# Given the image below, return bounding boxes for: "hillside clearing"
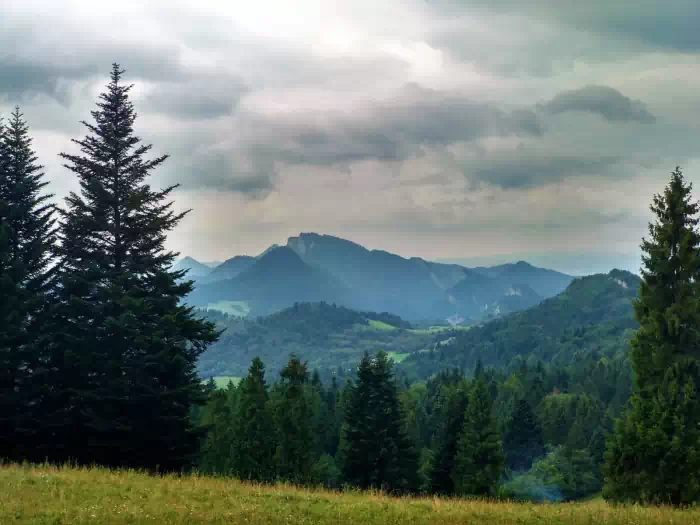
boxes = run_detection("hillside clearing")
[387,351,410,363]
[2,464,698,525]
[368,319,400,331]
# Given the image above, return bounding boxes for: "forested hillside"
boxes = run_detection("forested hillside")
[197,302,457,379]
[402,270,640,380]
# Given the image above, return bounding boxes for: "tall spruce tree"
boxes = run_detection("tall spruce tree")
[604,167,700,504]
[0,109,56,461]
[454,376,504,497]
[48,64,218,470]
[341,351,419,493]
[274,355,313,482]
[503,398,545,472]
[430,382,469,494]
[231,357,275,481]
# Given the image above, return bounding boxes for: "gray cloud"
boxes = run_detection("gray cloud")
[0,58,96,105]
[436,0,700,52]
[242,84,544,168]
[143,76,249,120]
[466,145,622,189]
[542,85,656,123]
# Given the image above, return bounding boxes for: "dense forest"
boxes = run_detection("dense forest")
[197,346,630,500]
[2,64,700,506]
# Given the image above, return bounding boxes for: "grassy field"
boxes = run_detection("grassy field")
[2,464,699,525]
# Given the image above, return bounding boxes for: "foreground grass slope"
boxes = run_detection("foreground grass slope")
[2,465,699,525]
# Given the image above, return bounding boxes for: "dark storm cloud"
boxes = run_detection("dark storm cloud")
[542,85,656,123]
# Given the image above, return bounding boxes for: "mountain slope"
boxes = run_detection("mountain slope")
[402,270,640,379]
[471,261,574,297]
[173,256,212,277]
[439,273,543,321]
[204,255,255,282]
[188,247,348,316]
[286,232,568,321]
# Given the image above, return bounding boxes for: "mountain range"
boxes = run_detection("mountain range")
[181,233,575,322]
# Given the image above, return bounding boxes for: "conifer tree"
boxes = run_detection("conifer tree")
[47,64,218,469]
[430,382,469,494]
[274,355,313,482]
[604,168,700,504]
[503,398,545,472]
[454,376,504,497]
[198,384,237,474]
[341,351,418,493]
[309,369,329,460]
[324,375,341,457]
[0,109,56,461]
[231,357,275,481]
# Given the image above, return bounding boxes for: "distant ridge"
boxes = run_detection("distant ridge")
[183,232,575,322]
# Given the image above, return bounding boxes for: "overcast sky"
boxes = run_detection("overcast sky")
[2,0,699,274]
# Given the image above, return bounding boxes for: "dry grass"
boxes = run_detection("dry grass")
[1,463,699,524]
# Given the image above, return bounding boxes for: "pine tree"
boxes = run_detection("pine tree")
[341,351,418,493]
[454,376,505,497]
[0,109,56,461]
[231,357,275,481]
[274,355,313,483]
[430,381,469,494]
[604,167,700,505]
[503,398,545,472]
[47,64,218,469]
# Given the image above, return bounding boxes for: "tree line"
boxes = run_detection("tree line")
[2,63,699,505]
[197,350,630,500]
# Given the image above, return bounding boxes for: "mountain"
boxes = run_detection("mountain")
[401,269,641,380]
[286,232,560,321]
[438,273,542,321]
[204,255,255,282]
[173,256,212,278]
[471,261,574,297]
[196,301,460,379]
[188,246,349,316]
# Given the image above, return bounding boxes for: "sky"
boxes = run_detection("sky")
[2,0,699,275]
